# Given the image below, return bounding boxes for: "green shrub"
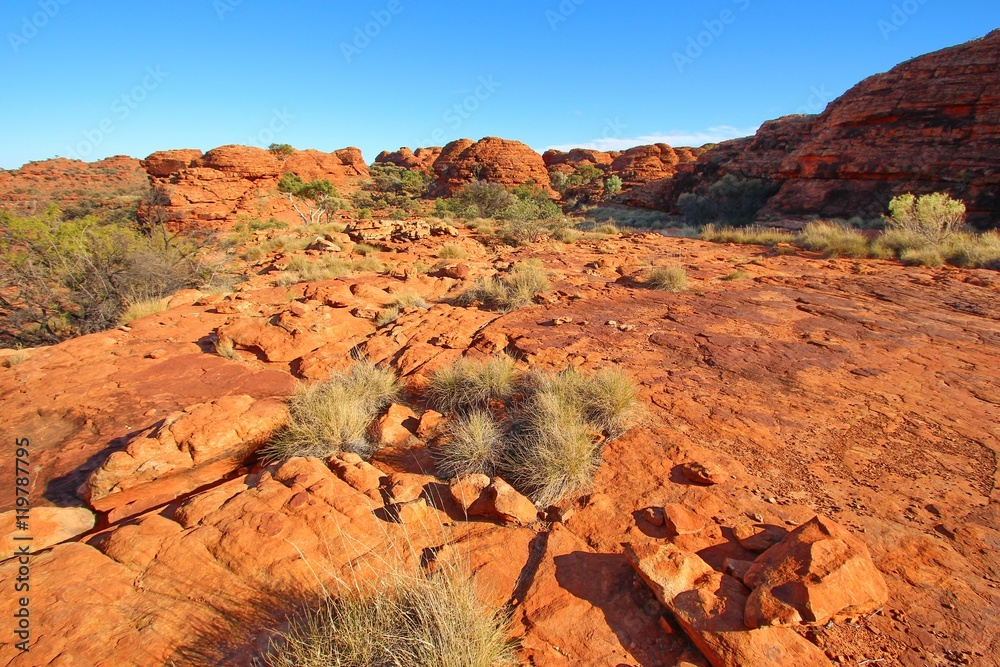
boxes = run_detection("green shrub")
[456,261,550,312]
[267,566,515,667]
[248,217,288,231]
[278,173,344,225]
[264,362,400,461]
[268,143,295,157]
[604,175,623,196]
[887,192,966,244]
[798,221,872,258]
[428,355,520,415]
[438,243,468,259]
[438,410,505,477]
[677,176,779,225]
[646,266,688,292]
[0,207,205,346]
[942,230,1000,269]
[699,224,797,246]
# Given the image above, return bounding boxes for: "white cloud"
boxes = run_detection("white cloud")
[543,125,760,153]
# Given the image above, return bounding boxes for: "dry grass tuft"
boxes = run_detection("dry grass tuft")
[700,224,797,246]
[438,243,468,259]
[646,265,688,292]
[798,221,872,258]
[267,566,515,667]
[2,351,30,368]
[456,261,550,312]
[437,410,505,478]
[428,355,520,415]
[263,362,399,461]
[118,298,168,325]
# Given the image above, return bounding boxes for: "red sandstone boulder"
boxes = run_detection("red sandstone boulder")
[743,516,889,628]
[375,146,442,173]
[627,542,831,667]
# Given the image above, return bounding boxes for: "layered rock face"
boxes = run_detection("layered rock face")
[429,137,555,197]
[140,145,370,231]
[647,30,1000,226]
[0,155,148,216]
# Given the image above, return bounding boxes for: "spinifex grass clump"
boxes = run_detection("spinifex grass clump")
[456,261,550,312]
[646,265,688,292]
[268,566,515,667]
[429,357,643,505]
[264,362,399,461]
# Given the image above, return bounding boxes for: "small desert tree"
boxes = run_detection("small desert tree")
[278,173,340,225]
[886,192,966,244]
[604,175,623,196]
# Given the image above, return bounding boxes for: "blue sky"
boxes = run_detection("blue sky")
[0,1,996,169]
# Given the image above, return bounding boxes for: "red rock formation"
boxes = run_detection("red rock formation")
[646,30,1000,227]
[429,137,555,197]
[141,145,370,231]
[0,155,147,217]
[542,148,615,175]
[610,143,702,188]
[375,146,442,173]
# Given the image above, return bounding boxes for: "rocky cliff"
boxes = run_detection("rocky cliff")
[643,30,1000,227]
[0,156,148,218]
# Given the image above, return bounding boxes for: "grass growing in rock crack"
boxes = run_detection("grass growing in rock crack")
[646,265,688,292]
[266,565,515,667]
[264,362,399,461]
[376,291,430,328]
[2,351,30,368]
[456,261,550,312]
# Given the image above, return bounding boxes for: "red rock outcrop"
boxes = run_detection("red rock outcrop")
[374,146,442,173]
[429,137,555,197]
[542,147,615,174]
[0,155,147,217]
[140,145,370,231]
[645,30,1000,227]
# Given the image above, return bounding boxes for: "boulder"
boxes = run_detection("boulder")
[448,475,537,526]
[663,503,707,535]
[626,542,831,667]
[743,516,889,628]
[430,137,555,197]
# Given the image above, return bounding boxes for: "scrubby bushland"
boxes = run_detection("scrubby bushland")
[645,265,688,292]
[267,566,515,667]
[352,163,431,217]
[677,175,780,226]
[277,255,387,285]
[456,261,551,312]
[0,205,206,346]
[435,181,561,236]
[429,358,642,505]
[278,173,345,225]
[696,194,1000,270]
[263,362,400,461]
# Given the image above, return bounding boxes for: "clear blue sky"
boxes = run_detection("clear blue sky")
[0,1,996,169]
